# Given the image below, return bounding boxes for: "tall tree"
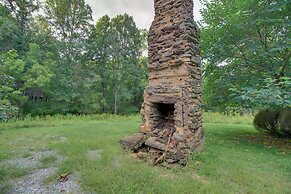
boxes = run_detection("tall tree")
[45,0,92,58]
[0,0,40,54]
[29,15,58,56]
[110,14,142,114]
[45,0,94,114]
[0,4,20,52]
[1,0,39,30]
[88,14,143,114]
[87,15,113,112]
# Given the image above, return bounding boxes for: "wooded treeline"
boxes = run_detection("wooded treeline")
[0,0,147,119]
[1,0,290,120]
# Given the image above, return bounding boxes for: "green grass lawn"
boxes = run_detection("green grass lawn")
[0,115,290,194]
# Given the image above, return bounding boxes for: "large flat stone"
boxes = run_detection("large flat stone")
[145,137,167,151]
[120,133,145,151]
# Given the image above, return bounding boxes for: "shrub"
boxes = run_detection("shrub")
[0,100,19,122]
[253,109,280,134]
[279,107,291,137]
[253,107,291,137]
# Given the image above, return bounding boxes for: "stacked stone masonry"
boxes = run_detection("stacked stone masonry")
[120,0,204,166]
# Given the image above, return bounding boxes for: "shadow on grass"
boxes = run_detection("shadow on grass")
[242,133,291,152]
[206,124,291,153]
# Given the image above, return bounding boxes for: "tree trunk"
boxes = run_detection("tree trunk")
[114,85,120,114]
[101,81,106,113]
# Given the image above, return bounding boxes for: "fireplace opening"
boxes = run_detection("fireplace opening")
[152,103,176,138]
[156,103,175,121]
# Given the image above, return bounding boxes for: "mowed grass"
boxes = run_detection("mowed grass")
[203,112,254,125]
[0,115,290,194]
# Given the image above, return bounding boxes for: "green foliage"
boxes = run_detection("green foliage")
[0,100,19,122]
[200,0,291,110]
[44,0,93,111]
[0,44,55,114]
[88,14,146,114]
[202,64,235,111]
[231,77,291,108]
[1,0,40,30]
[1,0,40,55]
[45,0,92,41]
[0,4,21,52]
[24,43,55,90]
[1,0,147,117]
[0,50,27,109]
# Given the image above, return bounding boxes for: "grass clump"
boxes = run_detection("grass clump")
[40,155,58,168]
[0,163,31,193]
[0,164,30,180]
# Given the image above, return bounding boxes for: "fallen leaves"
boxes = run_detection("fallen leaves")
[58,172,70,182]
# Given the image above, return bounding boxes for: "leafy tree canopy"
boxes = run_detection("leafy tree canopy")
[200,0,291,110]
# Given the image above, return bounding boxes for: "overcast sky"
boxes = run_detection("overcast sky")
[85,0,203,29]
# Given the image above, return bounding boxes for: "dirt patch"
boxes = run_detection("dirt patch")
[47,135,68,143]
[59,136,68,143]
[159,171,177,180]
[87,150,102,161]
[191,173,210,185]
[112,156,122,169]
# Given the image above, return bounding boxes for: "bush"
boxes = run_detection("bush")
[0,101,19,122]
[253,109,280,134]
[253,107,291,137]
[279,107,291,137]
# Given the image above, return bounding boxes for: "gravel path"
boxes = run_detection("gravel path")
[9,168,81,194]
[6,149,81,194]
[7,150,60,169]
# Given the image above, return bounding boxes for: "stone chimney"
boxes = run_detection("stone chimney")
[120,0,204,166]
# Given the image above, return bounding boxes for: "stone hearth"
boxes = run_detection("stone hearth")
[120,0,204,166]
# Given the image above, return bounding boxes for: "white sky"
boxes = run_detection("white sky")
[85,0,203,29]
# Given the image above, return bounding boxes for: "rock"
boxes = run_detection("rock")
[145,137,167,151]
[139,124,150,134]
[168,139,177,149]
[155,137,168,144]
[172,133,186,143]
[136,151,148,159]
[120,133,145,151]
[165,150,185,161]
